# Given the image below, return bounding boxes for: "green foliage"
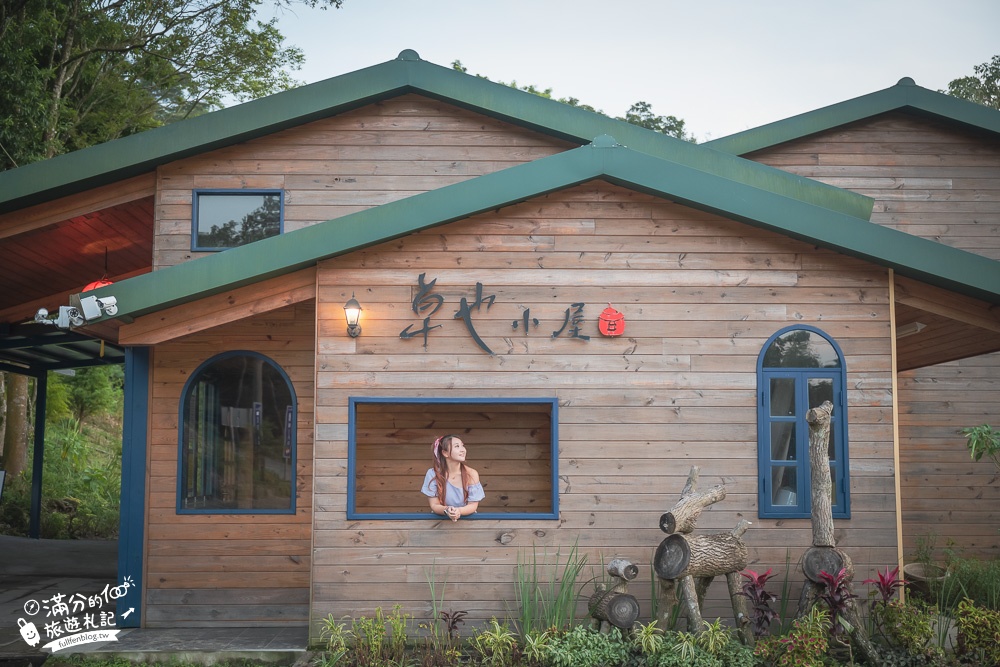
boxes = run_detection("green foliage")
[945,54,1000,110]
[630,620,665,655]
[755,605,830,667]
[316,614,349,665]
[468,617,519,667]
[871,600,942,659]
[960,423,1000,471]
[513,542,588,636]
[349,605,411,667]
[543,624,629,667]
[520,628,552,667]
[450,60,695,142]
[956,597,1000,665]
[0,0,344,170]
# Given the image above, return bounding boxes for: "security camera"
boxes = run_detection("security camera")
[56,306,84,329]
[97,296,118,316]
[34,308,50,323]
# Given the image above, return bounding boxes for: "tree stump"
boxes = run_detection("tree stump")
[796,401,880,665]
[654,533,748,580]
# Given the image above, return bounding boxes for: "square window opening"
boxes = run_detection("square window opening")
[348,397,559,520]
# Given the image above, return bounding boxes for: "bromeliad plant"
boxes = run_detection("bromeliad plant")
[863,565,906,611]
[737,567,780,638]
[817,568,858,640]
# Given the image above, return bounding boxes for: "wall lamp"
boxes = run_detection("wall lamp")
[344,293,363,338]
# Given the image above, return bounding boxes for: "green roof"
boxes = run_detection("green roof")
[83,135,1000,322]
[0,50,870,220]
[707,77,1000,155]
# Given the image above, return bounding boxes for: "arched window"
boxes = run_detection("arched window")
[757,326,850,519]
[178,352,296,513]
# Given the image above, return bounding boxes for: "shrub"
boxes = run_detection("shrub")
[871,599,942,659]
[754,605,830,667]
[468,617,519,667]
[956,597,1000,665]
[543,624,629,667]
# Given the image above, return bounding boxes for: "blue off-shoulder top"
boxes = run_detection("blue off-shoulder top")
[421,469,485,507]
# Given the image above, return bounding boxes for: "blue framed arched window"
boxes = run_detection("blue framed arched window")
[757,326,850,519]
[178,351,296,514]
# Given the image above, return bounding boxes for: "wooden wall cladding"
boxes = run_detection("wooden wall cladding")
[144,301,315,627]
[746,111,1000,261]
[153,94,573,270]
[898,352,1000,560]
[311,182,897,630]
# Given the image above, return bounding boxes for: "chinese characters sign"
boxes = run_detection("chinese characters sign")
[400,273,603,355]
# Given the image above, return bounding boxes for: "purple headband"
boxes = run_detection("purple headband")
[432,436,443,459]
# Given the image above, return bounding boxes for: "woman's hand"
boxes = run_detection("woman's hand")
[445,506,460,522]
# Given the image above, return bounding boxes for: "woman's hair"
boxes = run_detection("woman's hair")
[432,434,471,505]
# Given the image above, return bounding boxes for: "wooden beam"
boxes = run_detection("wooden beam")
[895,275,1000,334]
[118,267,316,345]
[0,174,155,240]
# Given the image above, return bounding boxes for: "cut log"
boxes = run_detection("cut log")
[680,465,700,498]
[807,401,835,547]
[654,534,690,580]
[655,533,748,580]
[802,546,852,584]
[591,592,640,629]
[727,571,754,647]
[607,558,639,581]
[659,484,726,534]
[678,575,702,632]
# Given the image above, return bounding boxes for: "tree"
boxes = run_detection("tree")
[0,0,344,487]
[944,54,1000,110]
[451,60,696,142]
[0,0,344,170]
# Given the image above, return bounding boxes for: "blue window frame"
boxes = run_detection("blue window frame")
[192,189,284,251]
[348,397,559,520]
[757,326,850,519]
[177,351,296,514]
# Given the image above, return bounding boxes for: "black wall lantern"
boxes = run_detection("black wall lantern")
[344,294,363,338]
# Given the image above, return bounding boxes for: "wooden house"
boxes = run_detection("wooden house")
[1,52,998,634]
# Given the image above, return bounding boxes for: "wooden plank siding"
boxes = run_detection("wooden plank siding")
[311,182,898,632]
[745,111,1000,261]
[144,301,315,627]
[744,113,1000,563]
[897,352,1000,560]
[152,94,574,270]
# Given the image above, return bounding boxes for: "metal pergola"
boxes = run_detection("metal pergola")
[0,322,125,538]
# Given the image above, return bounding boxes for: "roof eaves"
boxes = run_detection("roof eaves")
[81,139,999,324]
[0,59,414,214]
[0,50,870,223]
[707,78,1000,156]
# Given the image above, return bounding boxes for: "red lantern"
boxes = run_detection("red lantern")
[83,278,113,292]
[598,304,625,337]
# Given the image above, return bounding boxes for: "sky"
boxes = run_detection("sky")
[265,0,999,142]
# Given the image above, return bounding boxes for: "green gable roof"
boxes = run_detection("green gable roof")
[83,136,1000,324]
[0,50,870,221]
[707,77,1000,155]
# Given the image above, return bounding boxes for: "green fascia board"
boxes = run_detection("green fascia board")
[0,50,870,221]
[83,138,1000,324]
[707,78,1000,156]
